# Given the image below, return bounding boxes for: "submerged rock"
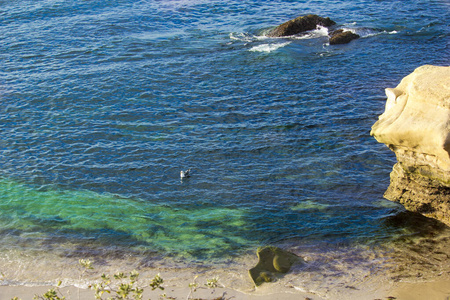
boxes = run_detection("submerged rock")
[371,65,450,226]
[267,14,336,37]
[329,29,360,44]
[248,246,303,286]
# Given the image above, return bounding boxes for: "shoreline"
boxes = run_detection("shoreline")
[1,262,450,300]
[1,277,450,300]
[2,227,450,300]
[2,241,450,300]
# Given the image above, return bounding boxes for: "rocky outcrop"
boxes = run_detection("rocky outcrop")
[249,246,303,286]
[371,65,450,226]
[267,14,336,37]
[267,15,359,45]
[329,29,360,44]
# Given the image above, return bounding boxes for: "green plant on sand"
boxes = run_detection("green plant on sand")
[11,259,226,300]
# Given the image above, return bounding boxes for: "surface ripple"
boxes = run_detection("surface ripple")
[0,0,449,289]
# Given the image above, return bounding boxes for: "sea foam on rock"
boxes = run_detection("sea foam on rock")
[371,65,450,226]
[267,14,336,37]
[267,14,359,45]
[329,29,360,44]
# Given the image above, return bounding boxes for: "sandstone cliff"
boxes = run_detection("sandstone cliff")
[371,65,450,226]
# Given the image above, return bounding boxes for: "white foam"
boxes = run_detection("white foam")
[248,42,291,53]
[231,25,329,45]
[292,25,330,40]
[363,29,398,37]
[229,32,254,42]
[339,27,358,34]
[347,27,399,38]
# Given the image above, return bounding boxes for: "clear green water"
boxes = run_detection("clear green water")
[0,178,255,260]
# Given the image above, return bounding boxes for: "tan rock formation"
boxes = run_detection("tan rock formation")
[371,65,450,226]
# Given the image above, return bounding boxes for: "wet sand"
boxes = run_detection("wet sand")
[2,225,450,300]
[1,278,450,300]
[390,279,450,300]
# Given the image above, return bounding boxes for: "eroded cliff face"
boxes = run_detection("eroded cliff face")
[371,65,450,226]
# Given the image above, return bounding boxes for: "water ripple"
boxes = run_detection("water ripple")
[0,0,449,282]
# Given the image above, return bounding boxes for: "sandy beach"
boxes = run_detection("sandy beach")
[390,280,450,300]
[1,238,450,300]
[1,275,449,300]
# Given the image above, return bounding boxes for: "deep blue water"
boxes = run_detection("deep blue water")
[0,0,449,267]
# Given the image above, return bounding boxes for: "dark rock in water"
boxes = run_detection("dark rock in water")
[267,14,336,37]
[248,246,303,286]
[329,29,360,44]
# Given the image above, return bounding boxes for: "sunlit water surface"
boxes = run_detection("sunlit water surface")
[0,0,449,296]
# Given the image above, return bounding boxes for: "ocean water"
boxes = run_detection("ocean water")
[1,0,450,296]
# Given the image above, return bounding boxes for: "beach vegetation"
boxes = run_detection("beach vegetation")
[32,280,65,300]
[205,277,219,289]
[89,270,145,299]
[149,273,164,291]
[11,260,227,300]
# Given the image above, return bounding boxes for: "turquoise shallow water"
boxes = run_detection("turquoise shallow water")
[0,0,449,287]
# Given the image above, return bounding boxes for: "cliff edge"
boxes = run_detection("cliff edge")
[371,65,450,226]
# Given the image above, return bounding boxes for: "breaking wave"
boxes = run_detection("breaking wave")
[290,25,330,39]
[230,26,330,53]
[248,42,292,53]
[339,25,399,38]
[230,25,398,53]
